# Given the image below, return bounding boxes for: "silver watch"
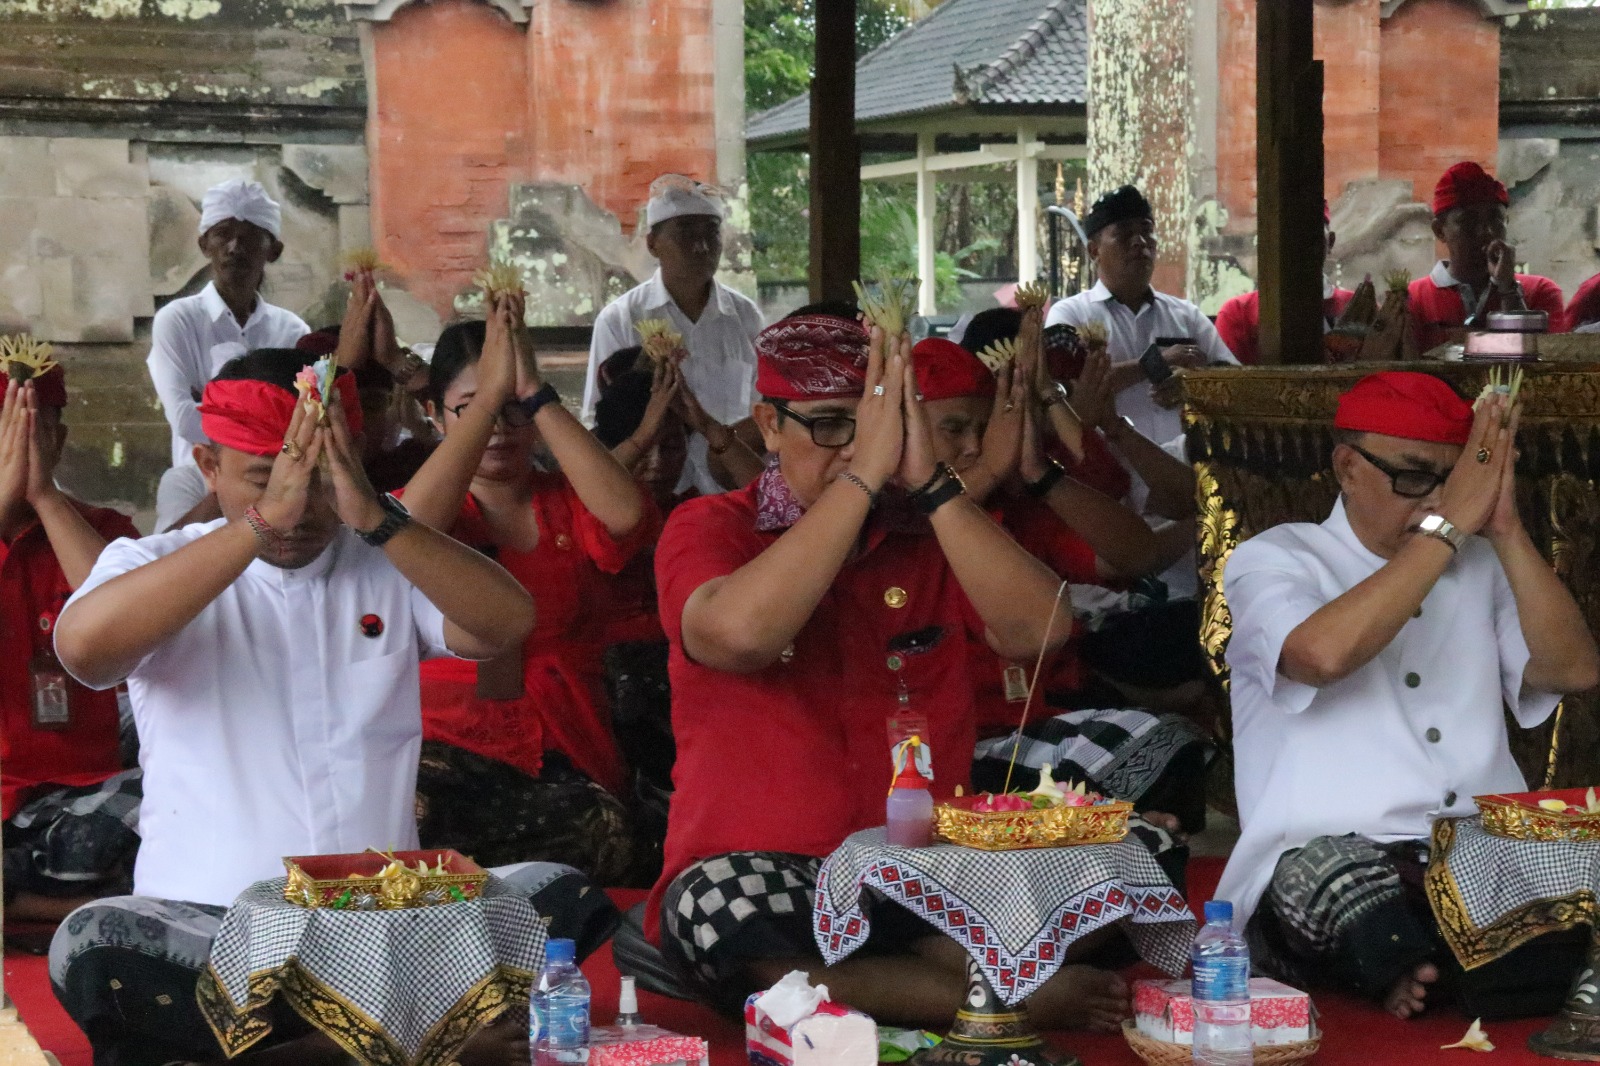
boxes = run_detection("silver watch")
[1415,514,1468,553]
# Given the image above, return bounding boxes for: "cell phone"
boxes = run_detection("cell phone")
[1140,343,1174,384]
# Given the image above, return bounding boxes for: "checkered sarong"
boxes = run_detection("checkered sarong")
[661,852,822,986]
[814,827,1195,1006]
[9,768,141,890]
[1263,833,1410,957]
[1426,816,1600,971]
[973,709,1208,802]
[198,872,549,1066]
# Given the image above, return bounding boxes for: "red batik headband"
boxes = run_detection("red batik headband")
[755,314,870,401]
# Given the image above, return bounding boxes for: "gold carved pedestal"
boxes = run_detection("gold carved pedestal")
[1184,360,1600,789]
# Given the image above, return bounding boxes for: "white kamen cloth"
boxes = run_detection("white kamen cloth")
[645,175,724,228]
[148,282,309,467]
[1216,498,1559,929]
[582,270,763,495]
[199,179,282,238]
[1044,280,1237,444]
[58,523,456,907]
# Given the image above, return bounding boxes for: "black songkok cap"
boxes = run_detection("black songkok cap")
[1083,185,1154,239]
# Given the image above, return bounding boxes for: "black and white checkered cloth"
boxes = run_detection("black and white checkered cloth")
[1428,816,1600,970]
[814,827,1195,1006]
[203,874,546,1062]
[972,710,1208,802]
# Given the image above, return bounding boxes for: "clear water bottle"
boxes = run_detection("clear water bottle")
[530,938,591,1064]
[1192,900,1253,1065]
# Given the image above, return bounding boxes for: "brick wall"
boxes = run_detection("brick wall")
[1215,0,1498,237]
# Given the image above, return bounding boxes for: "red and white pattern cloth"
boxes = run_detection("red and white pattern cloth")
[813,827,1194,1006]
[589,1024,709,1066]
[1133,977,1314,1046]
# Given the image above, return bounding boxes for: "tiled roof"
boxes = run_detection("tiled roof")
[747,0,1087,145]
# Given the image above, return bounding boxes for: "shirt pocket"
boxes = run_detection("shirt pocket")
[337,648,423,744]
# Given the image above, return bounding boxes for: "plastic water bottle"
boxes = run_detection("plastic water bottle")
[1192,900,1253,1065]
[530,938,591,1064]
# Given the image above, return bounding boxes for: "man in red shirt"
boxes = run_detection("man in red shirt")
[0,361,140,923]
[650,313,1139,1030]
[1216,203,1355,365]
[1408,162,1566,354]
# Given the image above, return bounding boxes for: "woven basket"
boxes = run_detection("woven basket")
[934,798,1132,851]
[1477,790,1600,843]
[1122,1021,1320,1064]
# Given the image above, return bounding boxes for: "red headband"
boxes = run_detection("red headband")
[755,314,870,401]
[1433,162,1508,217]
[199,373,364,457]
[913,337,994,401]
[1334,371,1472,446]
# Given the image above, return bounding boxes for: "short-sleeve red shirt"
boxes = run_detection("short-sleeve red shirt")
[1,503,138,819]
[1408,273,1567,354]
[1214,288,1356,365]
[645,481,986,941]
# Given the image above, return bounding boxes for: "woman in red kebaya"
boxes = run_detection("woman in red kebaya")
[401,294,655,885]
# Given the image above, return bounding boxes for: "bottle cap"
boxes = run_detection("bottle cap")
[892,765,930,789]
[546,937,576,964]
[1203,900,1233,924]
[618,975,639,1016]
[889,735,930,793]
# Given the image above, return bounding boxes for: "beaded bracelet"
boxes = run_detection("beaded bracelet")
[837,470,877,501]
[908,462,953,499]
[243,506,285,558]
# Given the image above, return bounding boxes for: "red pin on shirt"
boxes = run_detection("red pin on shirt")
[360,614,384,638]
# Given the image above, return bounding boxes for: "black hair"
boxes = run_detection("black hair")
[213,348,312,393]
[959,308,1023,358]
[428,320,487,407]
[593,347,654,448]
[785,301,862,321]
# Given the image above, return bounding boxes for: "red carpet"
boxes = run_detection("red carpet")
[8,860,1573,1064]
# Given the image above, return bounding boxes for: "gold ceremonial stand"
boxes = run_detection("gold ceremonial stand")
[911,955,1078,1066]
[1530,936,1600,1060]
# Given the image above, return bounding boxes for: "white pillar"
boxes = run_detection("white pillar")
[916,132,938,315]
[1016,128,1039,283]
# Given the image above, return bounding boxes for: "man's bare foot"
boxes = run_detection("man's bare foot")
[1029,964,1130,1033]
[1139,810,1189,845]
[1384,961,1439,1019]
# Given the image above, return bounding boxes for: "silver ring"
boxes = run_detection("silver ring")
[873,385,886,396]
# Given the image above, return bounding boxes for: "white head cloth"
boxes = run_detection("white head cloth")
[198,179,283,239]
[645,174,725,228]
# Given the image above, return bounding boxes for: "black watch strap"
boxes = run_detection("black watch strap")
[1023,459,1067,498]
[915,472,967,516]
[356,492,413,548]
[516,382,561,419]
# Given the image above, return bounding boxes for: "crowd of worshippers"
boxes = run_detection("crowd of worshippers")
[3,154,1598,1065]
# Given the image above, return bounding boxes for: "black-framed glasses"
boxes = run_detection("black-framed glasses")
[772,402,856,448]
[1350,444,1447,499]
[445,399,535,428]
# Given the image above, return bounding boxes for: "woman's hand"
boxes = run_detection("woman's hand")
[506,292,543,400]
[473,296,520,412]
[638,359,683,445]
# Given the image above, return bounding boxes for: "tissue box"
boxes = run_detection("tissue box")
[745,994,873,1066]
[589,1025,709,1066]
[1133,978,1313,1047]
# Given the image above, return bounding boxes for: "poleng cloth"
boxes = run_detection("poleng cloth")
[1425,816,1600,971]
[813,827,1194,1006]
[198,874,547,1066]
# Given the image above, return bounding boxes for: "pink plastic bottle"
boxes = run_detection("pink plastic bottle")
[885,760,935,847]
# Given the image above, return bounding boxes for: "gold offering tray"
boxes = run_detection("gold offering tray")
[935,798,1133,851]
[283,849,488,910]
[1476,789,1600,844]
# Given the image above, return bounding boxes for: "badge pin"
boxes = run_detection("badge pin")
[360,613,384,638]
[884,587,908,609]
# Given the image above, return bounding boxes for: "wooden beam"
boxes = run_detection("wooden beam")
[809,0,860,303]
[1256,0,1324,365]
[860,143,1084,182]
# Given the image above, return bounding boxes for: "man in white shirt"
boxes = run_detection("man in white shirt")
[148,179,310,533]
[46,350,561,1065]
[1044,185,1236,446]
[582,174,764,496]
[1219,371,1599,1020]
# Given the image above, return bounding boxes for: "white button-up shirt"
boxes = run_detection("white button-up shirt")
[59,523,454,907]
[147,283,309,467]
[1045,281,1236,443]
[1216,499,1558,928]
[582,270,763,495]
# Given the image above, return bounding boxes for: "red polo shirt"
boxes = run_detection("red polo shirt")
[1214,288,1356,366]
[0,503,137,819]
[645,480,986,942]
[1566,272,1600,332]
[1408,272,1566,354]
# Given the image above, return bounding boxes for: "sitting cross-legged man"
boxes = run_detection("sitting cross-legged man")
[1219,371,1600,1021]
[648,312,1170,1033]
[47,349,608,1066]
[0,366,141,927]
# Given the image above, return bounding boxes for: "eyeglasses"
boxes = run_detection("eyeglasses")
[772,402,856,448]
[1350,444,1448,499]
[445,399,536,428]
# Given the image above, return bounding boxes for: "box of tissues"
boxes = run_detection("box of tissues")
[589,1024,709,1066]
[745,971,877,1066]
[1133,977,1313,1046]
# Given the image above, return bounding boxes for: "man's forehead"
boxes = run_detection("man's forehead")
[1361,432,1459,465]
[203,218,272,240]
[787,397,858,415]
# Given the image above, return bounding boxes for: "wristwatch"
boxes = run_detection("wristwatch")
[1414,514,1468,553]
[512,381,561,422]
[356,492,413,548]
